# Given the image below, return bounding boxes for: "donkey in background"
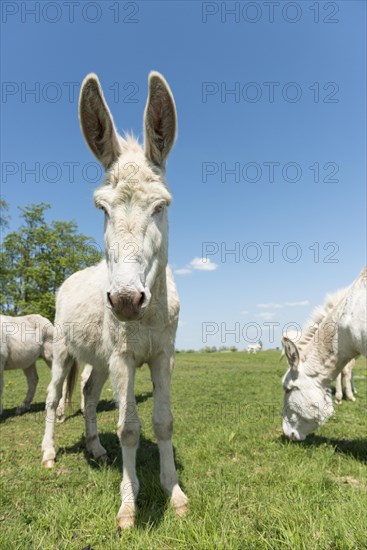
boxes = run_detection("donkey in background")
[0,314,54,415]
[42,71,188,528]
[0,314,85,418]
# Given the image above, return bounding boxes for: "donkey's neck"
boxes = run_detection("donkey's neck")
[305,310,351,385]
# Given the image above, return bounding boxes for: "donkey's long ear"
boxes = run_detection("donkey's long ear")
[144,72,177,170]
[79,74,121,169]
[282,337,300,371]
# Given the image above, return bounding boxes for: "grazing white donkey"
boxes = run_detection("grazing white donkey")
[0,314,53,415]
[280,331,357,405]
[335,358,356,405]
[282,267,366,441]
[41,71,188,528]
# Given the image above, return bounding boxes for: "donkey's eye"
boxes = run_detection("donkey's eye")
[99,204,110,217]
[153,203,165,215]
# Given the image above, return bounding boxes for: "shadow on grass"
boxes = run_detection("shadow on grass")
[0,392,153,424]
[278,433,367,462]
[58,429,185,529]
[57,392,154,423]
[52,389,180,529]
[0,401,45,423]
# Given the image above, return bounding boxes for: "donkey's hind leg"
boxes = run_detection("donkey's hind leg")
[16,363,38,415]
[41,345,74,468]
[335,373,343,404]
[55,379,68,423]
[343,364,356,402]
[84,367,108,461]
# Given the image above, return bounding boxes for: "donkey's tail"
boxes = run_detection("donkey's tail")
[65,359,78,403]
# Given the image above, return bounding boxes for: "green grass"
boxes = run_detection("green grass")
[1,351,366,549]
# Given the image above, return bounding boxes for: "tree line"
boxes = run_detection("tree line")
[0,200,102,321]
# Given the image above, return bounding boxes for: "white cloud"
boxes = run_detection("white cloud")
[256,312,276,321]
[174,257,218,275]
[174,268,192,276]
[284,300,310,307]
[257,300,309,309]
[256,302,283,309]
[189,257,218,271]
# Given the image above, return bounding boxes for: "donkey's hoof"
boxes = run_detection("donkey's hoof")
[117,514,135,529]
[43,459,55,469]
[335,400,342,405]
[174,503,189,517]
[92,452,108,466]
[98,453,108,465]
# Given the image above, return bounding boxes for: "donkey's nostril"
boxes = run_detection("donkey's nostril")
[132,291,145,310]
[107,292,113,307]
[107,289,148,319]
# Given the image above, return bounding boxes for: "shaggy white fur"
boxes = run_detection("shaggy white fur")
[282,267,366,441]
[0,314,53,415]
[41,71,188,528]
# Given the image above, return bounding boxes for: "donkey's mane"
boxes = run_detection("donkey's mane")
[119,133,144,155]
[95,132,172,206]
[297,286,349,353]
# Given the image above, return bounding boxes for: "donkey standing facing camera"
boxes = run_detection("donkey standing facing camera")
[41,72,188,528]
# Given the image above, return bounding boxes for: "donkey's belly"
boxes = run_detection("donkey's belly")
[5,337,41,370]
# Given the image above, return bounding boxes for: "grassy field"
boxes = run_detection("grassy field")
[0,351,366,549]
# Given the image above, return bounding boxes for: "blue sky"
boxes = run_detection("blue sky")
[1,1,366,349]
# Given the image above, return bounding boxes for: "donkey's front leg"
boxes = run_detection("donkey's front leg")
[80,363,93,414]
[149,355,189,517]
[42,356,72,467]
[110,355,140,529]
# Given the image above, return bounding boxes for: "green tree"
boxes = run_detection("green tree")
[0,203,102,320]
[0,198,10,231]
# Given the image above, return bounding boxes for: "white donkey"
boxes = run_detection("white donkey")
[335,358,356,405]
[0,314,83,418]
[281,267,366,441]
[247,341,262,353]
[0,314,54,415]
[42,71,188,528]
[281,331,357,405]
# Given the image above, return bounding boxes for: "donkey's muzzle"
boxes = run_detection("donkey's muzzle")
[107,290,147,321]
